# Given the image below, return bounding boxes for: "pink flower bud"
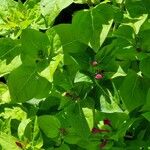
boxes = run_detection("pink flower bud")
[95,74,103,79]
[92,61,98,66]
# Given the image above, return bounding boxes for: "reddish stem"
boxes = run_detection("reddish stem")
[100,139,108,149]
[103,119,111,126]
[92,128,110,134]
[15,141,23,149]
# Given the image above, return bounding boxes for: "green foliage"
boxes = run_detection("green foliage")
[38,115,61,138]
[0,0,150,149]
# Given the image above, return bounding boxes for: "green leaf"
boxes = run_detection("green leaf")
[55,144,70,150]
[82,108,93,130]
[8,66,51,103]
[51,24,87,53]
[22,117,43,149]
[115,0,123,3]
[0,1,25,37]
[63,125,82,144]
[111,118,135,140]
[38,115,61,138]
[120,71,147,112]
[111,66,127,79]
[142,89,150,111]
[39,27,64,82]
[18,119,31,140]
[0,107,27,120]
[0,56,22,77]
[72,3,114,52]
[74,72,93,83]
[125,0,147,17]
[31,117,43,149]
[100,92,123,113]
[73,0,99,4]
[139,30,150,51]
[0,118,11,135]
[53,69,73,90]
[0,0,17,15]
[64,103,90,138]
[73,0,87,4]
[39,54,63,82]
[133,14,148,34]
[140,57,150,78]
[1,0,150,148]
[40,0,73,26]
[0,38,21,64]
[142,112,150,122]
[0,83,10,104]
[142,0,150,14]
[21,29,50,67]
[0,132,22,150]
[113,25,135,41]
[46,27,63,54]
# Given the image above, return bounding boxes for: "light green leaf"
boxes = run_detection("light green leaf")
[46,27,63,54]
[73,0,99,4]
[0,132,22,150]
[99,19,113,46]
[115,0,123,3]
[0,56,22,77]
[39,54,63,82]
[73,0,87,3]
[100,92,123,113]
[74,72,93,83]
[111,66,127,79]
[0,0,17,15]
[0,83,10,104]
[133,14,148,34]
[40,0,73,26]
[82,108,93,130]
[0,107,27,120]
[18,119,31,140]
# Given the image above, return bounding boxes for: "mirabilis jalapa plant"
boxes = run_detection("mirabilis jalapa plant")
[0,0,150,149]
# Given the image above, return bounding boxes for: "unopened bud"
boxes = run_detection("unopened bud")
[95,74,103,79]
